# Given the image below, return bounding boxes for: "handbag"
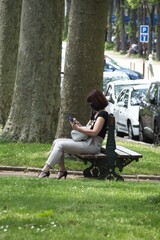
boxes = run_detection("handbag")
[71,130,88,142]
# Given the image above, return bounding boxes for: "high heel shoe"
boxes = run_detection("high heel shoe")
[38,171,50,178]
[57,171,68,179]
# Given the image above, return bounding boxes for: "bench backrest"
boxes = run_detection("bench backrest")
[105,114,117,156]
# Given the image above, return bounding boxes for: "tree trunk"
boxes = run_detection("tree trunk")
[137,5,143,56]
[148,5,155,55]
[107,0,114,42]
[156,2,160,61]
[120,0,126,54]
[2,0,64,143]
[129,8,137,45]
[115,0,121,52]
[0,0,22,127]
[57,0,108,137]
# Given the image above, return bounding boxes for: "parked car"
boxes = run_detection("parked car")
[104,55,143,80]
[105,79,153,114]
[114,84,151,139]
[103,71,130,94]
[139,81,160,144]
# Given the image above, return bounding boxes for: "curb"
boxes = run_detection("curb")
[0,166,160,181]
[0,165,83,175]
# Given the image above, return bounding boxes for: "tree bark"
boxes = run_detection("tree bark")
[129,8,137,45]
[156,2,160,61]
[57,0,108,137]
[0,0,22,127]
[2,0,64,142]
[148,5,155,55]
[120,0,126,54]
[107,0,114,42]
[137,5,143,56]
[115,0,121,52]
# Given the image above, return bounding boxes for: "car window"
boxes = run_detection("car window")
[123,89,129,106]
[131,88,147,106]
[115,85,129,99]
[106,85,112,97]
[105,55,118,65]
[148,83,158,103]
[104,63,114,71]
[117,89,126,103]
[111,63,121,70]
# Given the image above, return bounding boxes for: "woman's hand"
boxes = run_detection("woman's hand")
[70,118,81,127]
[70,122,80,130]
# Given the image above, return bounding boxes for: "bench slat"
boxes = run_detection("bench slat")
[116,145,142,158]
[115,149,130,157]
[75,146,142,160]
[75,153,106,159]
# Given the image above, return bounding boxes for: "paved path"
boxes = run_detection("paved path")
[0,166,160,183]
[0,166,83,179]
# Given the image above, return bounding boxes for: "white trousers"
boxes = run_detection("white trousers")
[46,137,103,169]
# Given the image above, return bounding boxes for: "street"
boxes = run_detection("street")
[106,50,160,80]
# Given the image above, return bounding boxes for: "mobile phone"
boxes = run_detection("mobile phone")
[67,115,75,123]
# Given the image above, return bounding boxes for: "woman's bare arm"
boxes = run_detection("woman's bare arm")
[71,117,105,137]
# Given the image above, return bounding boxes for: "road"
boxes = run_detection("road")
[106,50,160,80]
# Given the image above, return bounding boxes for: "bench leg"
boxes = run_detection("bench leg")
[98,168,124,181]
[83,159,108,178]
[82,158,124,181]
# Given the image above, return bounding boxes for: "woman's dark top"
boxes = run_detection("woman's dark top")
[91,111,108,139]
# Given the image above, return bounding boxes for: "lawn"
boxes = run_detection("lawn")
[0,139,160,175]
[0,139,160,239]
[0,177,160,240]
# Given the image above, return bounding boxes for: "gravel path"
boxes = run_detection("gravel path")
[0,166,160,183]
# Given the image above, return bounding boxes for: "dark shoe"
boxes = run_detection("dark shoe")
[38,171,50,178]
[57,171,68,179]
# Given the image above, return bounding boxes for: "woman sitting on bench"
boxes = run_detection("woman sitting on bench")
[38,89,108,179]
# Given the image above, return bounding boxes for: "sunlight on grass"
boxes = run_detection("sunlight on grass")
[0,177,160,240]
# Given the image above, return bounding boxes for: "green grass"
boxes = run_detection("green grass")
[0,140,160,239]
[0,177,160,240]
[0,142,85,171]
[0,139,160,175]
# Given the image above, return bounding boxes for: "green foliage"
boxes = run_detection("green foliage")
[127,0,158,8]
[126,0,141,9]
[0,178,159,239]
[105,42,115,51]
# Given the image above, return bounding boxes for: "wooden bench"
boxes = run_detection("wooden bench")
[75,114,142,181]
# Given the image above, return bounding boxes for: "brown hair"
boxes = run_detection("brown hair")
[86,89,108,110]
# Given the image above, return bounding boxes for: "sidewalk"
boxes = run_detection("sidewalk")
[0,166,160,182]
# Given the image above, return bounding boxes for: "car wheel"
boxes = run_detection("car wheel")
[153,123,160,145]
[128,122,134,139]
[139,121,145,142]
[139,120,150,142]
[116,127,124,138]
